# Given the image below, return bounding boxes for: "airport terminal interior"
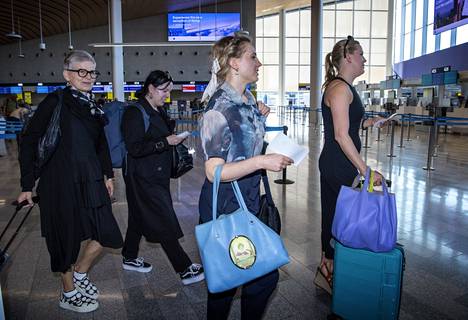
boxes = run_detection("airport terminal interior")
[0,0,468,319]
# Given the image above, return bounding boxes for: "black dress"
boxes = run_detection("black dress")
[318,77,365,259]
[19,88,123,273]
[121,98,183,243]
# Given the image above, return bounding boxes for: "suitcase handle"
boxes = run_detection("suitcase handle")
[11,196,39,211]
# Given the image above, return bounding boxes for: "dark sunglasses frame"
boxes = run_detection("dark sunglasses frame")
[66,68,100,79]
[343,35,354,58]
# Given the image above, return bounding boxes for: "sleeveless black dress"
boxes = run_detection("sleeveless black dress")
[318,77,365,259]
[319,77,364,181]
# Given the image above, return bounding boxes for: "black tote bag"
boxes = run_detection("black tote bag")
[34,90,63,177]
[258,170,281,234]
[170,143,193,178]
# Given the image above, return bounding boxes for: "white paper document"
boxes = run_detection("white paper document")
[267,133,309,166]
[176,131,191,139]
[373,113,399,128]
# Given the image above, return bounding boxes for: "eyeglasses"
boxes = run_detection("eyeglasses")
[343,35,354,58]
[66,68,100,79]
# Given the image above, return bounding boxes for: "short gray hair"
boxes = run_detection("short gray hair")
[63,50,95,69]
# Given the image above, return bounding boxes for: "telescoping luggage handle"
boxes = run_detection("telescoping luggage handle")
[211,165,249,222]
[0,196,39,270]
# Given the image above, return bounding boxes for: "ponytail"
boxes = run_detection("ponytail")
[322,52,336,90]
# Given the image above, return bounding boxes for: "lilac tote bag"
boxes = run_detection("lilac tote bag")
[332,168,397,252]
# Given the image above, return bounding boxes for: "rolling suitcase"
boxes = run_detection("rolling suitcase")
[0,196,39,270]
[331,242,405,320]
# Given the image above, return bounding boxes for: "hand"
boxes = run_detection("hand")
[257,101,271,117]
[17,191,33,207]
[166,134,185,146]
[372,170,384,186]
[260,154,294,172]
[370,116,388,128]
[105,179,114,197]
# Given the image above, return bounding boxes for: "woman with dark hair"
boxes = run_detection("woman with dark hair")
[315,36,384,294]
[17,50,123,313]
[199,34,293,319]
[120,70,204,285]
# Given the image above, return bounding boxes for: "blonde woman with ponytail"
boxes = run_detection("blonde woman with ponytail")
[198,34,293,319]
[315,36,385,294]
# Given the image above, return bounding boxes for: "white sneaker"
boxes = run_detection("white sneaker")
[73,273,99,300]
[122,257,153,273]
[179,263,205,285]
[59,291,98,313]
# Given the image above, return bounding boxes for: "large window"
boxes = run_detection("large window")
[323,0,389,84]
[256,14,280,105]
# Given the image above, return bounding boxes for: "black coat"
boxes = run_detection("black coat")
[122,98,183,242]
[19,87,123,272]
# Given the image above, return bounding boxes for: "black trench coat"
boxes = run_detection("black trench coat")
[122,98,183,242]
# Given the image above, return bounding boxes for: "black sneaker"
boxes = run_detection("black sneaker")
[179,263,205,285]
[122,257,153,273]
[73,274,99,300]
[59,290,99,313]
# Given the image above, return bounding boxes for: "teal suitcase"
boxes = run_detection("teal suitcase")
[331,242,404,320]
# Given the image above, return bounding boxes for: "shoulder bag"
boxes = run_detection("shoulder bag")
[258,170,281,234]
[171,143,193,178]
[195,165,290,293]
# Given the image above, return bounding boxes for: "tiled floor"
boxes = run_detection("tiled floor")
[1,113,468,319]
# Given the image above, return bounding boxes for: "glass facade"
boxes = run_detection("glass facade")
[393,0,468,64]
[323,1,389,84]
[256,14,280,106]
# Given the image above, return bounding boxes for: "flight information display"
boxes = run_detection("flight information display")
[168,13,240,41]
[434,0,468,34]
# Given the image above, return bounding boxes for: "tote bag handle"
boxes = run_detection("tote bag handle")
[211,165,249,221]
[360,167,390,196]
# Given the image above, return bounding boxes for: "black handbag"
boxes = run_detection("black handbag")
[171,143,193,178]
[258,170,281,234]
[34,89,63,177]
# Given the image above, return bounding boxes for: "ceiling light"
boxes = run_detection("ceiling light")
[6,0,22,39]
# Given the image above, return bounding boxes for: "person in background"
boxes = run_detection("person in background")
[17,50,123,313]
[198,34,293,320]
[316,36,384,294]
[120,70,204,285]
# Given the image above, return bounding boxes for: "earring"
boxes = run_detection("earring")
[148,93,153,99]
[234,68,239,75]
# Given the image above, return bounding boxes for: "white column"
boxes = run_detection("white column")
[111,0,124,102]
[279,9,285,106]
[386,0,395,76]
[309,0,323,122]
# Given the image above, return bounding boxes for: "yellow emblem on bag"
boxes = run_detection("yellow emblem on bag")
[229,235,256,269]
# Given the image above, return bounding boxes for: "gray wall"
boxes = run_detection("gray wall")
[0,0,255,86]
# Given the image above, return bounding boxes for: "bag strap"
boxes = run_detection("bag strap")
[261,170,274,205]
[361,167,389,195]
[211,164,250,221]
[231,181,249,212]
[212,165,223,221]
[133,103,150,132]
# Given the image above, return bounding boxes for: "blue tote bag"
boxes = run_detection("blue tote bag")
[332,168,397,252]
[195,165,290,293]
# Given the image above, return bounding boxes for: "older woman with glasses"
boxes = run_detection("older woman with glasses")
[315,36,384,294]
[17,50,123,313]
[120,70,204,285]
